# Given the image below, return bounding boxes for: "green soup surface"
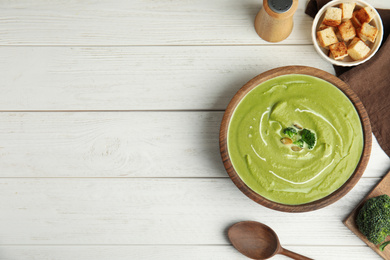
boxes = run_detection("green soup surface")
[227,74,363,205]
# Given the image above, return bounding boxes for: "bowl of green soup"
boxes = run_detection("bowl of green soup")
[220,66,371,212]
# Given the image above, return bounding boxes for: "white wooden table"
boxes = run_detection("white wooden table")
[1,0,390,259]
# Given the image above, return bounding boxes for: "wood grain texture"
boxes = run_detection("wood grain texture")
[0,0,387,46]
[0,46,333,111]
[0,0,389,258]
[0,0,310,46]
[344,170,390,259]
[0,177,382,246]
[0,112,387,178]
[220,66,372,212]
[0,112,223,177]
[0,245,381,260]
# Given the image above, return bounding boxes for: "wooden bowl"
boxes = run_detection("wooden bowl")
[219,66,372,212]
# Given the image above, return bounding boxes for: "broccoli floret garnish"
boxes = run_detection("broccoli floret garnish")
[281,126,316,151]
[283,127,297,138]
[301,129,316,149]
[356,195,390,245]
[293,139,304,148]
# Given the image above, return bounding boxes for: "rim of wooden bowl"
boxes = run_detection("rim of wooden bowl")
[219,66,372,212]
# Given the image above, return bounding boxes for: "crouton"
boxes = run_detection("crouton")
[357,22,378,43]
[328,50,337,60]
[317,27,339,48]
[319,21,330,31]
[351,11,362,28]
[348,37,370,60]
[349,37,361,47]
[323,7,342,27]
[335,30,343,42]
[340,3,356,22]
[338,20,356,42]
[355,7,376,24]
[329,42,348,60]
[328,50,333,58]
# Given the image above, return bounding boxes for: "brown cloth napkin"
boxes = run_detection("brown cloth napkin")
[306,0,390,157]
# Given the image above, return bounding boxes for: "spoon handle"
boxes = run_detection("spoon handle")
[280,247,314,260]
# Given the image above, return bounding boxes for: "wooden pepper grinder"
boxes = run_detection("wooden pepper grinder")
[254,0,299,42]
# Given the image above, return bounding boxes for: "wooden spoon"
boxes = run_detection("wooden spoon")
[228,221,313,260]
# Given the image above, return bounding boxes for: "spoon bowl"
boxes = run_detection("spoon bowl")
[228,221,313,260]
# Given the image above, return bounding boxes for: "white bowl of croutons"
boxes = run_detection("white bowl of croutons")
[312,0,383,66]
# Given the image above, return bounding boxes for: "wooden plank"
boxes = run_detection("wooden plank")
[0,112,387,178]
[0,0,387,46]
[0,45,334,110]
[0,245,381,260]
[0,0,312,46]
[0,112,224,178]
[0,177,383,245]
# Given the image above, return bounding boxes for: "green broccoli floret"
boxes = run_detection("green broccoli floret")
[293,139,304,148]
[301,129,316,149]
[283,127,297,138]
[356,194,390,245]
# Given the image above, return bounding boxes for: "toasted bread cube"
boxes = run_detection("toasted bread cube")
[328,50,337,60]
[335,30,344,42]
[348,37,370,60]
[319,21,330,31]
[358,22,378,43]
[340,3,356,21]
[351,11,362,28]
[323,7,342,27]
[317,27,339,48]
[338,20,356,42]
[322,26,340,42]
[329,42,348,60]
[328,49,333,58]
[355,7,376,24]
[349,37,361,46]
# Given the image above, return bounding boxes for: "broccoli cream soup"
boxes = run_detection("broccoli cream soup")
[227,74,363,205]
